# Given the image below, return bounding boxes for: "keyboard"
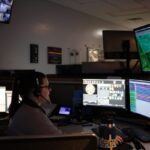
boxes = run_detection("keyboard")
[50,115,71,126]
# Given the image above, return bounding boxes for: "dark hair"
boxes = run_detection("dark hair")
[9,71,46,118]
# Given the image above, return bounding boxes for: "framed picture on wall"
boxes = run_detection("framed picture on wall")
[47,47,62,64]
[30,44,38,63]
[87,48,100,62]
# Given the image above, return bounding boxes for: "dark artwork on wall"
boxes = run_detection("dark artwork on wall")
[47,47,62,64]
[30,44,38,63]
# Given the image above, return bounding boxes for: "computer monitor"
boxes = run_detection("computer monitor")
[133,24,150,72]
[129,79,150,119]
[0,86,6,112]
[103,30,137,59]
[58,106,71,116]
[5,90,22,113]
[5,90,12,112]
[0,89,13,113]
[83,78,126,109]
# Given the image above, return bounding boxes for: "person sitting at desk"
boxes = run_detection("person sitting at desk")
[7,71,62,136]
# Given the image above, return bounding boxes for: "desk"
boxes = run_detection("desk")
[58,123,150,150]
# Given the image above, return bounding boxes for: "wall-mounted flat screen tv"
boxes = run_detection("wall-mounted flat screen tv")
[0,0,13,23]
[134,24,150,72]
[103,30,137,59]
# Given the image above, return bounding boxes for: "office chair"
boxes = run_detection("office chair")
[0,133,98,150]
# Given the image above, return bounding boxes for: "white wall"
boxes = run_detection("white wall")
[0,0,126,74]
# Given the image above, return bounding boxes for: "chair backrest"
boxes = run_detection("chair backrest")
[0,133,98,150]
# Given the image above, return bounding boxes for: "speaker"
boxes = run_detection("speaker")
[30,44,38,63]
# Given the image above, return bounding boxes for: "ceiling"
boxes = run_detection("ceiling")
[47,0,150,29]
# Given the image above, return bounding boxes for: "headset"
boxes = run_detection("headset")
[34,75,50,103]
[33,76,41,97]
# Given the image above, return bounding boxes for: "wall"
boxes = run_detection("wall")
[0,0,126,74]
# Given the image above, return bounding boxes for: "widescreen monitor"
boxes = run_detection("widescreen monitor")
[134,24,150,72]
[83,79,126,109]
[0,0,13,23]
[129,79,150,119]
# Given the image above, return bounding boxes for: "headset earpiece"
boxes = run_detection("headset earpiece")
[33,77,41,96]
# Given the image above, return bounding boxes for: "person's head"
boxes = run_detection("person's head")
[18,71,51,101]
[9,71,51,117]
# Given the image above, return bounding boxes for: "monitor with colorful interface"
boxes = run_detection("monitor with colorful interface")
[83,78,126,109]
[134,24,150,72]
[129,79,150,119]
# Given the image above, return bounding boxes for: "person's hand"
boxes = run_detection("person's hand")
[115,135,123,145]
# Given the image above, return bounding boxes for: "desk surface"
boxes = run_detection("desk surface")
[58,122,150,150]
